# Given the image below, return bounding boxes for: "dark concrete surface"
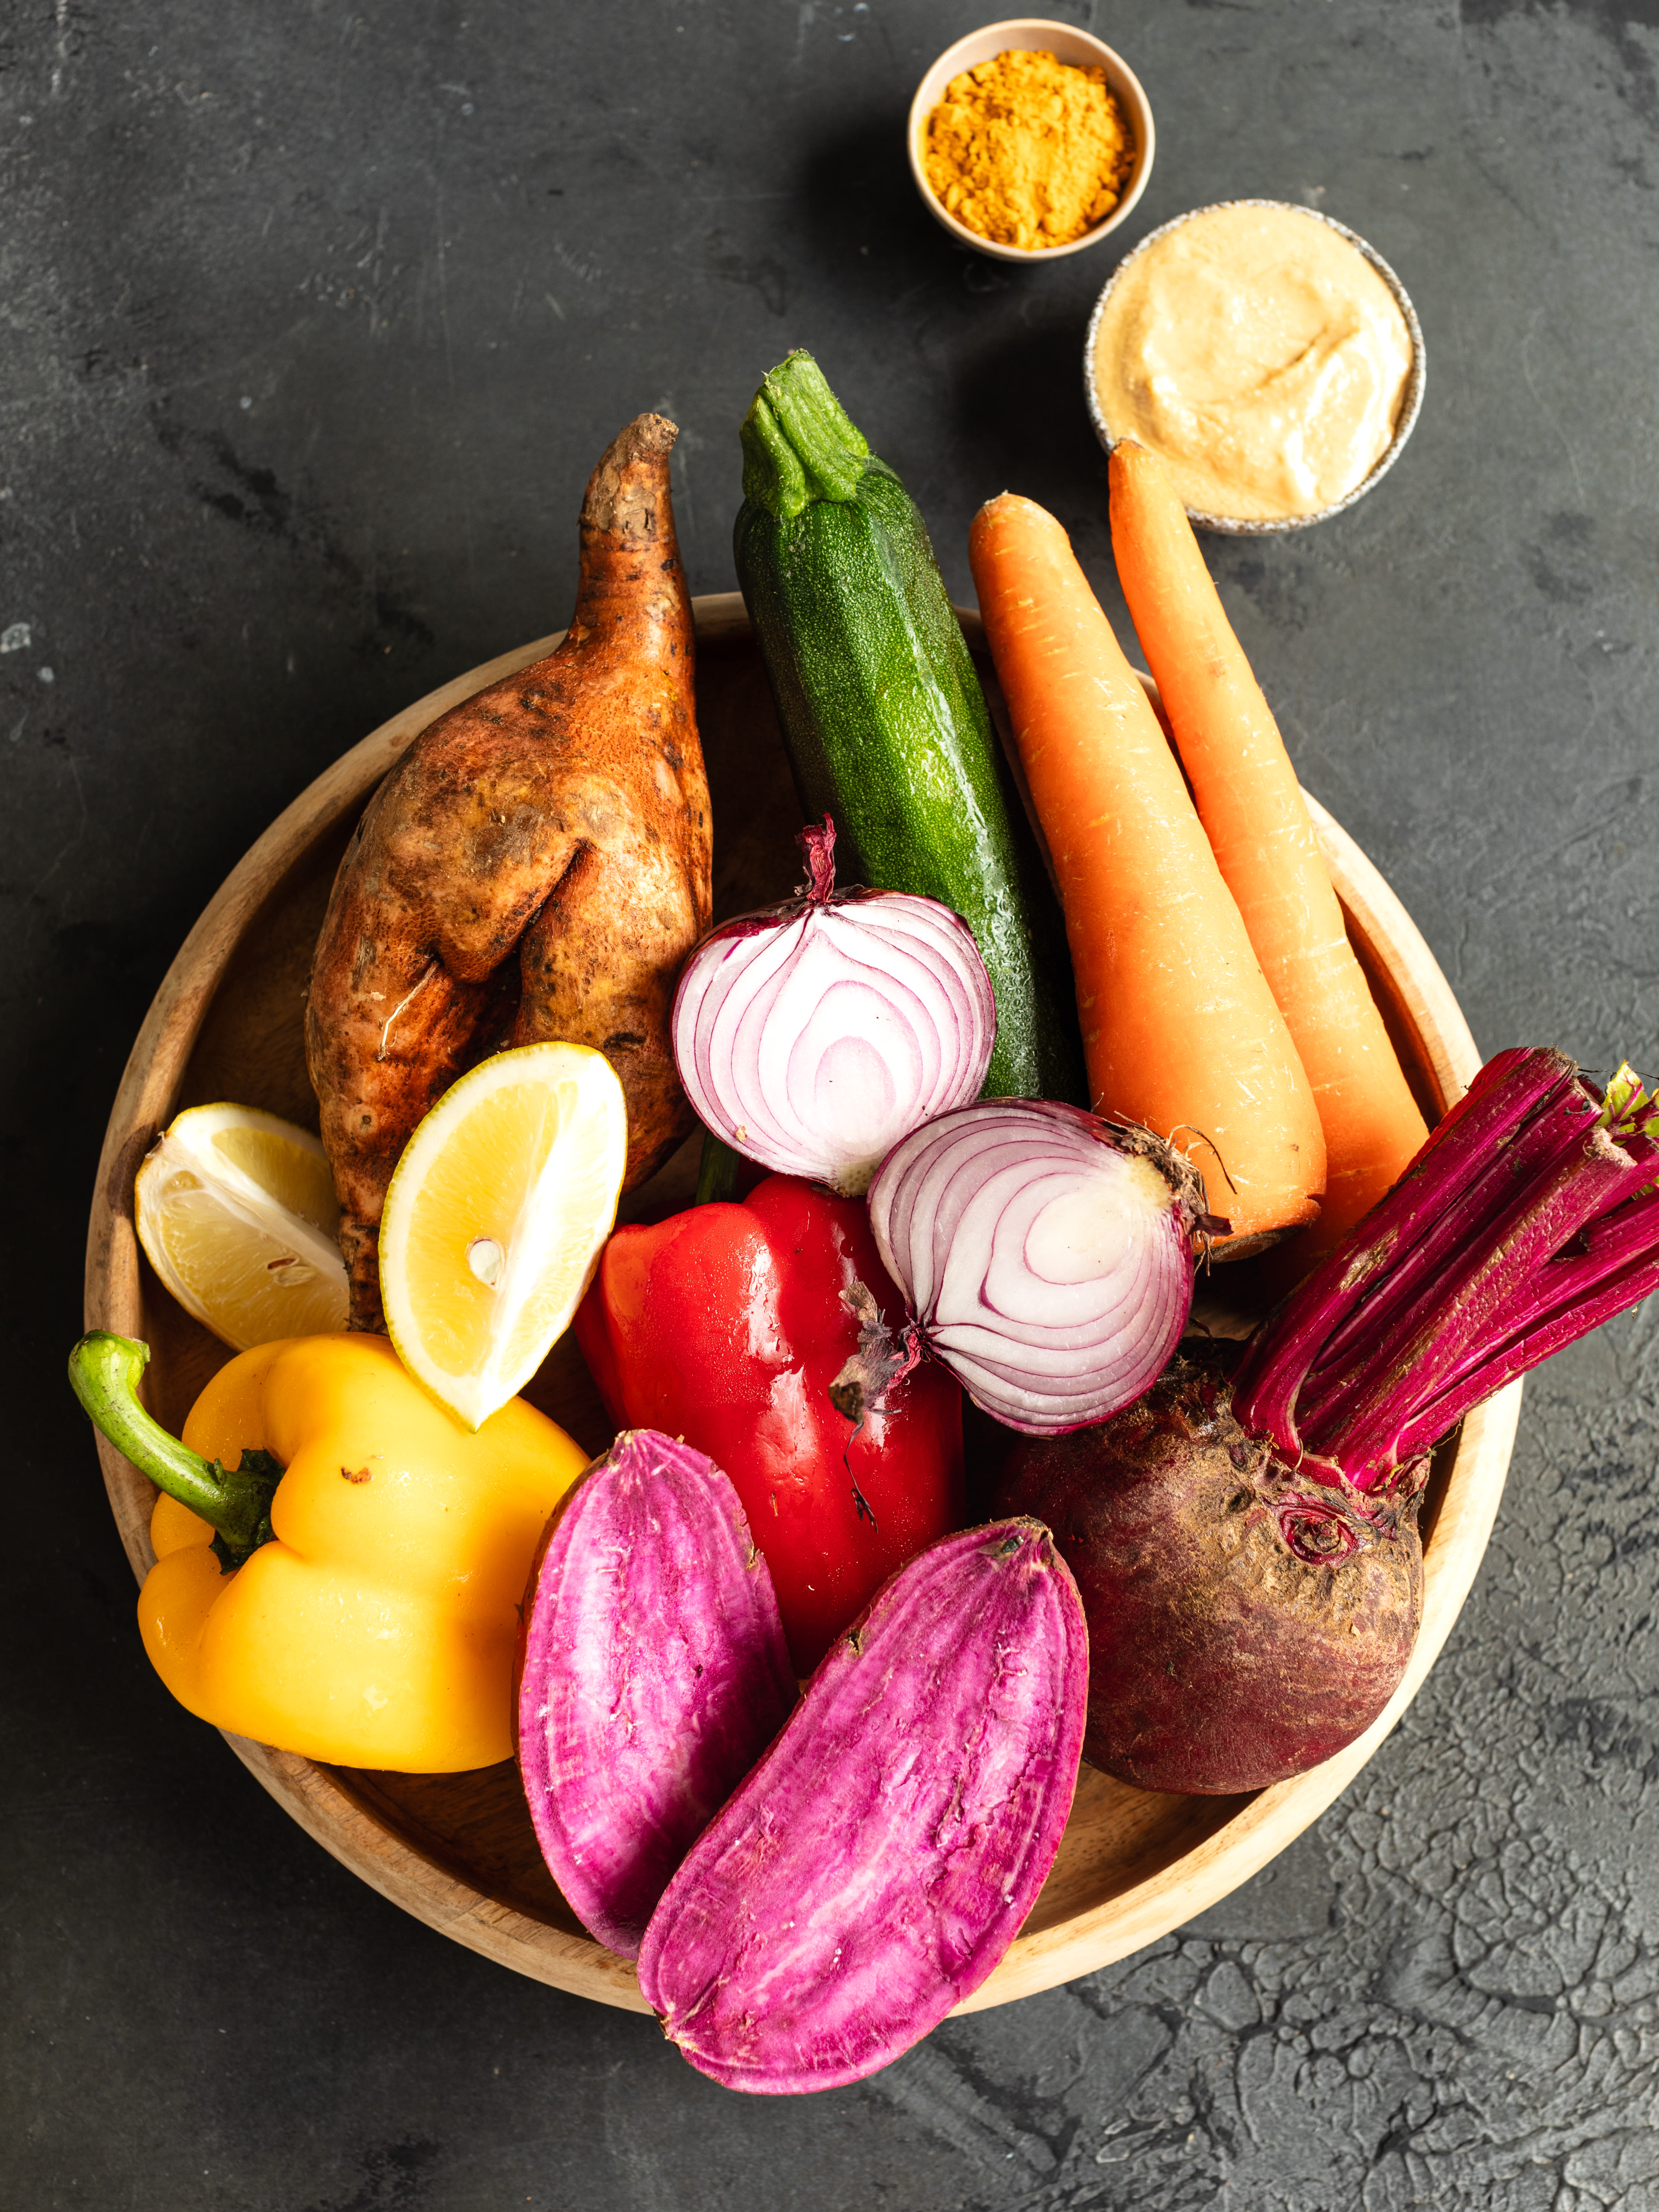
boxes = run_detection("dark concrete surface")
[5,1,1659,2205]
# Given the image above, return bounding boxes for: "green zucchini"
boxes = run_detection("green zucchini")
[733,351,1085,1105]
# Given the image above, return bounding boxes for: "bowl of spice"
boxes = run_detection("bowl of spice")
[1084,200,1425,533]
[909,19,1154,262]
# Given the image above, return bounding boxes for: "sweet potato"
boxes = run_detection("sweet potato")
[636,1519,1087,2092]
[515,1430,795,1960]
[306,414,711,1328]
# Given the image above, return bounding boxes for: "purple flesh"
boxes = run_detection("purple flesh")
[515,1430,796,1960]
[635,1519,1087,2093]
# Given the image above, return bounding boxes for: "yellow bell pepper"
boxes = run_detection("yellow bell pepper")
[70,1330,588,1770]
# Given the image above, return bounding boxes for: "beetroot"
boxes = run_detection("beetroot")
[515,1429,795,1959]
[997,1050,1659,1796]
[996,1351,1422,1793]
[636,1519,1087,2093]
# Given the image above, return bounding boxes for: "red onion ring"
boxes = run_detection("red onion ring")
[868,1099,1206,1435]
[672,821,996,1196]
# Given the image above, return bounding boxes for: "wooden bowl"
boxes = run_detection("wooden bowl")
[83,594,1519,2016]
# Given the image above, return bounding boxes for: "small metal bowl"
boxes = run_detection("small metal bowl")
[909,18,1155,265]
[1083,199,1426,534]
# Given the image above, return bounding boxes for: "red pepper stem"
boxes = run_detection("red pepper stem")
[694,1130,744,1206]
[67,1332,279,1560]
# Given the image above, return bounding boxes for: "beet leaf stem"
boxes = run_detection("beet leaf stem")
[1232,1048,1574,1461]
[1233,1050,1659,1490]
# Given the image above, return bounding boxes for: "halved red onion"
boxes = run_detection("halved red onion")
[868,1099,1208,1436]
[671,820,996,1197]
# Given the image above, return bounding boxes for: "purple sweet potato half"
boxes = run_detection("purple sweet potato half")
[515,1428,796,1960]
[636,1518,1088,2093]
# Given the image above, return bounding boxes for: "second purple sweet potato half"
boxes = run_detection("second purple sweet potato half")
[637,1517,1089,2092]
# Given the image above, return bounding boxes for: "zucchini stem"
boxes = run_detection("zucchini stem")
[694,1131,744,1207]
[739,350,869,520]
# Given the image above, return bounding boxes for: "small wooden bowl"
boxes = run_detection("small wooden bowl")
[84,595,1518,2015]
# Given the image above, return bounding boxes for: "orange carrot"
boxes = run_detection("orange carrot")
[968,491,1326,1246]
[1108,439,1427,1260]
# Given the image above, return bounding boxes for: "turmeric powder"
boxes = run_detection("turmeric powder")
[923,49,1135,252]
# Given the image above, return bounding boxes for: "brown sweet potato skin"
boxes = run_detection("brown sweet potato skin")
[995,1355,1424,1794]
[306,415,710,1327]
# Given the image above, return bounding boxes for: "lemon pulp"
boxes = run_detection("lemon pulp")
[379,1043,628,1429]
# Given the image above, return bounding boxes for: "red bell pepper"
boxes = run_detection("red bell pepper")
[573,1174,964,1672]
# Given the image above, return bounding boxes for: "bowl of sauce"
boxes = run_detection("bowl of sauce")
[1084,200,1424,533]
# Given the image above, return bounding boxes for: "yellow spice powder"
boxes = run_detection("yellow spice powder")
[923,49,1135,252]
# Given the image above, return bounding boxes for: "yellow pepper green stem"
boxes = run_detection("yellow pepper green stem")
[68,1332,280,1570]
[69,1330,590,1771]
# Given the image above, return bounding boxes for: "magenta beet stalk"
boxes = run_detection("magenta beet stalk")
[1234,1049,1659,1490]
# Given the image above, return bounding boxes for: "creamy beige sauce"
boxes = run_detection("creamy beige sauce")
[1092,202,1414,522]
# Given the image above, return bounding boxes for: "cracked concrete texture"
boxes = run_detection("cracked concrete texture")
[6,1,1659,2206]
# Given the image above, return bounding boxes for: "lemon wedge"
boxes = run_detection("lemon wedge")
[135,1102,349,1349]
[378,1042,628,1430]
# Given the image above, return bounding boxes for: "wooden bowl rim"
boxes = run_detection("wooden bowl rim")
[82,591,1519,2016]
